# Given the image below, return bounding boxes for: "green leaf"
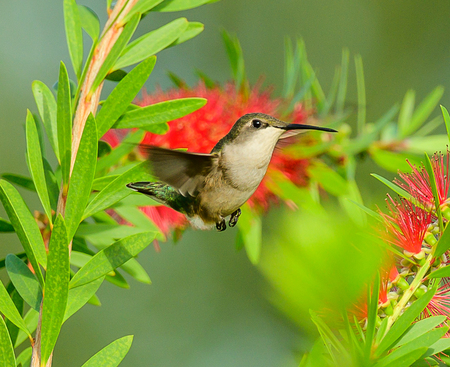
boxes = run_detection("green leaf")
[169,22,204,47]
[406,135,449,155]
[364,273,380,361]
[123,0,164,23]
[76,223,160,247]
[336,48,349,115]
[0,279,30,339]
[236,204,261,264]
[105,69,128,82]
[153,0,216,12]
[97,56,156,137]
[40,215,70,366]
[307,162,349,197]
[14,309,38,348]
[96,130,145,173]
[371,173,415,203]
[434,218,450,259]
[64,277,104,322]
[92,175,119,191]
[0,218,14,232]
[354,54,366,135]
[222,30,246,91]
[0,180,46,284]
[114,205,160,233]
[338,179,367,226]
[405,86,444,137]
[441,105,450,144]
[120,258,151,284]
[83,162,154,219]
[375,288,436,357]
[5,254,42,312]
[64,0,83,78]
[16,346,32,367]
[78,5,100,41]
[424,153,443,232]
[428,265,450,279]
[65,114,98,240]
[398,89,415,138]
[70,232,153,288]
[375,328,447,367]
[5,288,24,348]
[114,18,188,70]
[105,269,129,289]
[370,148,423,173]
[422,337,450,358]
[113,98,206,130]
[57,62,72,185]
[0,316,15,367]
[91,13,140,93]
[1,173,35,191]
[348,200,383,223]
[80,335,133,367]
[375,347,428,367]
[43,158,60,211]
[32,81,59,160]
[26,110,53,224]
[390,316,446,349]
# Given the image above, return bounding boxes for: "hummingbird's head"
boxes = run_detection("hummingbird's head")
[214,112,337,151]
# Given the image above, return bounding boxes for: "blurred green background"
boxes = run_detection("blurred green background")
[1,1,450,366]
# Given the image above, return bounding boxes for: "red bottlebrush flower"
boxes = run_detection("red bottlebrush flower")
[394,151,450,209]
[379,195,432,254]
[421,282,450,337]
[102,81,316,234]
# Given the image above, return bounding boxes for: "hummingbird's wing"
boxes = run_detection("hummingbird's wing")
[142,146,218,197]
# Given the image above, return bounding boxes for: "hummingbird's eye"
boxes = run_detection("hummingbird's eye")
[252,119,262,128]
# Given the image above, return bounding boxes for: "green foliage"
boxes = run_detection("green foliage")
[80,335,133,367]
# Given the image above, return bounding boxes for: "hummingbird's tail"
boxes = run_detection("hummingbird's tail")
[126,181,193,215]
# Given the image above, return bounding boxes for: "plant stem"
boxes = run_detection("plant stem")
[30,2,138,366]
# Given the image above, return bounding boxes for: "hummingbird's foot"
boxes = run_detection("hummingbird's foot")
[216,219,227,232]
[229,208,241,227]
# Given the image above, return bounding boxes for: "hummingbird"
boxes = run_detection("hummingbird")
[127,113,337,231]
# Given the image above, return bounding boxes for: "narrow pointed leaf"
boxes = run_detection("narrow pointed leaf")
[307,163,349,196]
[222,30,246,91]
[16,346,32,367]
[336,48,349,115]
[123,0,164,23]
[153,0,216,12]
[398,89,415,138]
[114,18,188,70]
[113,98,206,130]
[26,110,53,224]
[32,81,59,159]
[441,105,450,144]
[64,277,104,322]
[96,131,145,173]
[0,316,15,367]
[43,158,60,210]
[390,316,446,349]
[0,280,30,338]
[57,62,72,185]
[236,204,261,264]
[371,173,415,203]
[65,114,98,240]
[422,337,450,358]
[5,254,42,311]
[365,273,380,360]
[1,173,35,191]
[14,309,38,349]
[70,232,153,288]
[83,162,154,219]
[0,180,46,283]
[78,5,100,41]
[41,215,70,366]
[96,56,156,137]
[0,218,14,232]
[434,219,450,259]
[81,335,133,367]
[376,328,447,367]
[64,0,83,78]
[355,54,366,135]
[91,14,140,93]
[375,288,436,357]
[424,153,443,232]
[370,148,423,173]
[375,347,428,367]
[406,86,444,136]
[169,22,204,47]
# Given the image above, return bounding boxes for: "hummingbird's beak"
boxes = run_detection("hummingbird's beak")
[279,123,338,133]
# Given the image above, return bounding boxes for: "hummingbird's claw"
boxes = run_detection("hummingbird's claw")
[229,208,241,227]
[216,219,227,232]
